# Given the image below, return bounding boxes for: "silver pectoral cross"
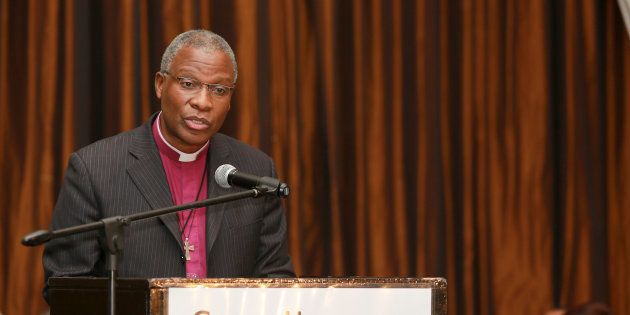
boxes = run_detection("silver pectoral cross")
[183,238,195,261]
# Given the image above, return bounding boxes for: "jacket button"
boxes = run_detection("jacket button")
[180,255,185,263]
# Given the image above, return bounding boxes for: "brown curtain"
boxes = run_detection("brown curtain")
[1,0,629,314]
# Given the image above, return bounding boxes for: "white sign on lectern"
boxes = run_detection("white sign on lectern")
[168,287,432,315]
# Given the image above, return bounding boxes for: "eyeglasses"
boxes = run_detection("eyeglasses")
[162,72,235,99]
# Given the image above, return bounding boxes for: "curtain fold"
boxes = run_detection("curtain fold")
[1,0,75,314]
[1,1,629,314]
[605,2,630,312]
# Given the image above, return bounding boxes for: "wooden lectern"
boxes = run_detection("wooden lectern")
[48,277,447,315]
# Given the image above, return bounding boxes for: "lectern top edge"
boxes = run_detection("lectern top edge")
[49,276,446,289]
[145,276,447,289]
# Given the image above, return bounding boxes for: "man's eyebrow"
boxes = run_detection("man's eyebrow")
[173,72,196,78]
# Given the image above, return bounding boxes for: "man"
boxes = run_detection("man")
[43,30,294,300]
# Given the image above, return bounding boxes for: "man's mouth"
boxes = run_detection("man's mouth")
[184,117,210,131]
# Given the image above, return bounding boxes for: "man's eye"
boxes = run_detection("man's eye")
[178,79,197,89]
[212,86,228,96]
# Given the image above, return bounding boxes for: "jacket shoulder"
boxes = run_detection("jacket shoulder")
[75,129,136,157]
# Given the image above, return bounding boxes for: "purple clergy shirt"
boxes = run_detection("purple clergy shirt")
[152,113,208,278]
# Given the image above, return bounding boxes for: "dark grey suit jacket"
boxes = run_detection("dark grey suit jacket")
[43,114,294,299]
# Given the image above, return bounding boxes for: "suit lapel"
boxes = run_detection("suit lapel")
[126,116,182,250]
[205,134,230,254]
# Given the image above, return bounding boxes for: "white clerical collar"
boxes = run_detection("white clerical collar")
[156,112,209,162]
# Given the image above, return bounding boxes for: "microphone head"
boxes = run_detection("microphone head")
[215,164,237,188]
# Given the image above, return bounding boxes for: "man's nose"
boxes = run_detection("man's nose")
[189,88,214,110]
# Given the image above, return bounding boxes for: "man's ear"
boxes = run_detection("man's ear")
[154,72,164,99]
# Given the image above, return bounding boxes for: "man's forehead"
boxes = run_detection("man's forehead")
[169,48,233,81]
[171,48,230,68]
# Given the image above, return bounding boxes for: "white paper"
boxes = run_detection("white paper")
[167,287,432,315]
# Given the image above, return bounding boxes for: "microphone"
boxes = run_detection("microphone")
[214,164,290,198]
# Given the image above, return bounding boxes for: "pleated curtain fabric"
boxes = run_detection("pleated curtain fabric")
[1,1,629,314]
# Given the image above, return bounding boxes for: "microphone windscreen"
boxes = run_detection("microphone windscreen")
[215,164,236,188]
